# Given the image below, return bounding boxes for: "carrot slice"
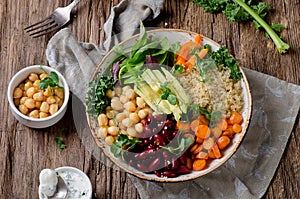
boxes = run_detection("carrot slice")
[190,119,200,132]
[217,136,231,150]
[195,125,210,139]
[193,159,206,171]
[196,151,208,159]
[232,123,242,133]
[228,111,243,124]
[176,41,193,62]
[212,144,222,159]
[203,137,214,150]
[198,115,208,126]
[194,34,202,45]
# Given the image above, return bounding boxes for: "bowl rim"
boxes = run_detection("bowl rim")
[7,65,70,122]
[86,28,252,182]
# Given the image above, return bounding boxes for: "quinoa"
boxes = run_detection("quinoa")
[178,67,244,117]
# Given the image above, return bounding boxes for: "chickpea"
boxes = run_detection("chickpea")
[39,73,48,80]
[118,122,127,131]
[43,88,52,97]
[24,81,33,91]
[28,73,39,82]
[33,91,44,101]
[106,89,115,98]
[111,98,123,111]
[24,98,35,109]
[46,96,56,104]
[108,120,116,126]
[107,126,119,136]
[122,118,133,128]
[97,114,108,126]
[122,85,131,92]
[33,80,40,88]
[19,83,25,91]
[35,101,42,109]
[20,97,28,105]
[49,104,58,115]
[19,104,29,115]
[138,109,148,119]
[129,112,140,124]
[106,110,116,119]
[120,129,128,135]
[125,89,136,100]
[54,88,64,99]
[26,87,36,98]
[14,98,20,106]
[98,127,108,139]
[54,96,63,107]
[120,95,129,104]
[114,87,122,96]
[135,123,143,133]
[40,102,50,113]
[127,127,137,137]
[105,136,115,145]
[13,87,23,98]
[136,97,146,108]
[124,101,136,112]
[29,110,39,118]
[39,112,49,118]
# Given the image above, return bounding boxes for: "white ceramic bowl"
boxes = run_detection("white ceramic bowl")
[55,166,92,199]
[7,65,69,128]
[87,29,252,182]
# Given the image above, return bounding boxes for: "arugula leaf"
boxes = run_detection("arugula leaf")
[110,134,141,158]
[160,137,193,154]
[55,137,66,150]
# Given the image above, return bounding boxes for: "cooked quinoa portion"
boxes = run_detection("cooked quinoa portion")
[178,67,244,116]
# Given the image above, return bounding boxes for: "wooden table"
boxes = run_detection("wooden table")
[0,0,299,198]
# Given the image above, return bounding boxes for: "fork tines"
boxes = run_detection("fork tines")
[24,15,58,38]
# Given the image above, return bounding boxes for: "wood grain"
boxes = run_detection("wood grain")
[0,0,299,198]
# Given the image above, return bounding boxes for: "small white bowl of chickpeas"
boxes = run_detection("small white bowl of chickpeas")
[7,65,69,128]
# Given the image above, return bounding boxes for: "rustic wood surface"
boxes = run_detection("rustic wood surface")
[0,0,299,198]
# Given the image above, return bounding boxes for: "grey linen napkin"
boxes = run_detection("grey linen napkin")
[46,0,300,198]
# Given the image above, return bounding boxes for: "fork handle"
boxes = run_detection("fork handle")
[66,0,80,10]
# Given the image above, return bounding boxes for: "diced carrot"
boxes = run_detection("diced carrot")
[175,56,186,65]
[196,137,203,144]
[176,121,190,132]
[203,137,214,150]
[193,144,203,154]
[184,55,196,69]
[211,127,222,139]
[192,159,206,171]
[217,136,231,150]
[198,115,209,126]
[196,48,208,59]
[228,111,243,124]
[195,125,210,139]
[190,119,200,132]
[220,118,228,131]
[208,149,216,159]
[196,151,208,159]
[232,123,242,133]
[194,34,202,45]
[176,41,193,62]
[212,144,222,159]
[189,143,199,153]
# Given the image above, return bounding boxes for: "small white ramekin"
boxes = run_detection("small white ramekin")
[7,65,70,128]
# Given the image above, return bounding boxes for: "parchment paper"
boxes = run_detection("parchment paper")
[45,0,300,198]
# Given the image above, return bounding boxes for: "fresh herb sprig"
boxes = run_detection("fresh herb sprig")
[192,0,289,54]
[55,137,66,150]
[160,82,177,105]
[110,134,141,158]
[38,70,63,90]
[86,75,114,117]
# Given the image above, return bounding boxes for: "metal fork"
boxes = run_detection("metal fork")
[24,0,80,38]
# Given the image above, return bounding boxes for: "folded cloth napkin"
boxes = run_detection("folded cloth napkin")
[46,0,300,198]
